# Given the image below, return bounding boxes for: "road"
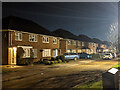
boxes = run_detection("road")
[2,58,119,89]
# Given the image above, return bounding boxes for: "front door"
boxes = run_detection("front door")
[8,47,17,65]
[53,49,58,57]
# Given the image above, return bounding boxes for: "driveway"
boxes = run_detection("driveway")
[2,58,119,88]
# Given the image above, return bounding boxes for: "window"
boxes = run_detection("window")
[32,49,37,58]
[53,49,58,57]
[43,49,51,57]
[72,49,76,53]
[42,36,49,43]
[67,49,71,53]
[29,34,37,42]
[23,48,30,58]
[53,38,57,44]
[72,41,76,45]
[78,41,81,46]
[82,42,84,46]
[15,31,22,41]
[67,40,71,45]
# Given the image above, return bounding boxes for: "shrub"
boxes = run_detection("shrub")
[50,61,55,64]
[58,59,62,63]
[51,57,56,61]
[44,60,51,65]
[17,59,33,65]
[54,60,58,64]
[91,54,100,59]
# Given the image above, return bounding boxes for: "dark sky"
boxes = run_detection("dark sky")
[2,2,118,41]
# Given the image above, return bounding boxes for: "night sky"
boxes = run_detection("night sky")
[2,2,118,41]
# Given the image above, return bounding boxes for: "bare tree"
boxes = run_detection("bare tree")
[107,22,118,53]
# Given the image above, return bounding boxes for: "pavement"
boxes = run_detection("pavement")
[2,58,119,88]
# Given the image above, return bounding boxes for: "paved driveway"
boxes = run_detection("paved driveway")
[2,58,119,88]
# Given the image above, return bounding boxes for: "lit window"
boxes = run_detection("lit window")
[72,41,76,45]
[78,41,81,46]
[23,48,30,58]
[82,42,84,46]
[53,38,57,44]
[32,49,37,58]
[42,49,51,57]
[42,36,49,43]
[67,40,71,45]
[15,31,22,41]
[29,34,37,42]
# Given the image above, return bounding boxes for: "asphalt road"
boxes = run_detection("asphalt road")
[2,58,119,89]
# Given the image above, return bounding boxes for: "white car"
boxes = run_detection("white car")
[102,53,113,60]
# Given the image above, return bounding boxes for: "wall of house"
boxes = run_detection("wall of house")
[60,39,67,54]
[2,30,9,64]
[9,30,60,62]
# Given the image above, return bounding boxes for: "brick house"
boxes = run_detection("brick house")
[2,16,61,65]
[60,39,90,54]
[60,39,77,54]
[88,42,98,54]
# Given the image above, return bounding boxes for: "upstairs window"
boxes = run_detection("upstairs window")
[78,41,81,46]
[42,36,49,43]
[29,34,37,42]
[82,42,84,46]
[67,40,71,45]
[15,31,22,41]
[72,41,76,45]
[53,38,57,44]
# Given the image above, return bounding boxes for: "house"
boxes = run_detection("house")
[2,16,61,65]
[60,39,78,54]
[88,42,98,54]
[80,42,91,54]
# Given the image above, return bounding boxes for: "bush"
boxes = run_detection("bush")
[44,60,51,65]
[54,60,58,64]
[33,59,44,64]
[17,59,33,65]
[56,55,66,62]
[58,59,62,63]
[51,57,56,61]
[91,54,100,59]
[50,61,55,64]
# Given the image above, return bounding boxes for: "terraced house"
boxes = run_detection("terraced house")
[88,42,98,54]
[2,16,108,65]
[2,16,61,65]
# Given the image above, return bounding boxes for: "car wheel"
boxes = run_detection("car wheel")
[74,57,78,61]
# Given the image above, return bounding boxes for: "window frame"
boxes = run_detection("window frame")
[67,40,71,45]
[42,49,51,57]
[23,48,31,58]
[42,36,49,43]
[53,37,57,44]
[15,31,22,41]
[29,34,38,42]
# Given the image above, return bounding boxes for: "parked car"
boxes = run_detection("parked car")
[64,53,79,60]
[102,53,113,60]
[78,52,92,59]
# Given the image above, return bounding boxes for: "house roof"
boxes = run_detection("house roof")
[2,16,56,36]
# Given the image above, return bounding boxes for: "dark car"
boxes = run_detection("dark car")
[78,52,92,59]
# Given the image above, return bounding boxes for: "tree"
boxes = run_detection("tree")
[107,22,118,53]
